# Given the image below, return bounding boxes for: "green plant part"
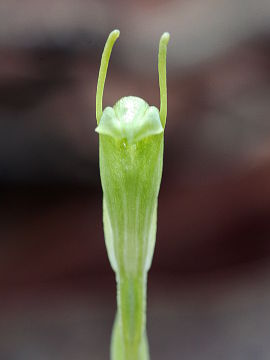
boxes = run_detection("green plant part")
[96,29,170,360]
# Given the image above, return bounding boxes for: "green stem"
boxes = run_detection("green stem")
[111,273,149,360]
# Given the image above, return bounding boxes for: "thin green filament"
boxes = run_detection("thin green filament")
[158,32,170,128]
[96,29,120,124]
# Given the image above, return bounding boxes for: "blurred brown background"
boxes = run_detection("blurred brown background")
[1,0,270,359]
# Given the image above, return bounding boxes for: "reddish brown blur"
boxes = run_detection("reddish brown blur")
[1,1,270,359]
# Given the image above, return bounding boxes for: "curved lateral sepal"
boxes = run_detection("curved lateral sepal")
[96,29,120,124]
[158,32,170,128]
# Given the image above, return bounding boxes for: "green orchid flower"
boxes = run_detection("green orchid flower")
[96,29,170,360]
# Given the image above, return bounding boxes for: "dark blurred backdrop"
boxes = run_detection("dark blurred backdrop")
[1,1,270,359]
